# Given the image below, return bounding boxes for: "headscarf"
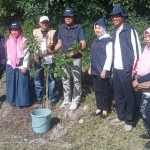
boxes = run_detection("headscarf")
[144,28,150,50]
[94,18,109,36]
[7,33,26,69]
[138,28,150,77]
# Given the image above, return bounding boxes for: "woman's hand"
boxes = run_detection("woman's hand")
[132,79,139,88]
[132,70,137,79]
[88,68,91,75]
[21,67,27,74]
[100,70,106,78]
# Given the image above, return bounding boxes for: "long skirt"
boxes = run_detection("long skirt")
[6,64,30,107]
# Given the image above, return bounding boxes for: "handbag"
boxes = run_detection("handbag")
[134,81,150,92]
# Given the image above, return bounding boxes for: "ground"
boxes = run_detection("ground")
[0,73,149,150]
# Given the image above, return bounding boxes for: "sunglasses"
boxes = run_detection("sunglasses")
[41,22,49,24]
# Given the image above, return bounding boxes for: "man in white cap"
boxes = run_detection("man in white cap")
[33,16,57,106]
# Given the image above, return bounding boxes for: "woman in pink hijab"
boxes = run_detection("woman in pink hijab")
[6,22,30,108]
[132,28,150,149]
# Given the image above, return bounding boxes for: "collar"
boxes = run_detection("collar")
[98,34,111,40]
[64,23,78,29]
[114,22,128,32]
[117,24,123,31]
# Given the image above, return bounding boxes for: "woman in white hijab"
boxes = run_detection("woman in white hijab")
[88,18,113,118]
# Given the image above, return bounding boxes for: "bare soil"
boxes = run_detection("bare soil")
[0,75,89,150]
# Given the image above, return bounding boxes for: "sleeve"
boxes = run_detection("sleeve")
[57,26,62,40]
[33,29,37,37]
[1,36,7,60]
[49,30,56,45]
[137,73,150,83]
[48,30,57,50]
[52,30,58,49]
[78,28,86,41]
[23,42,30,69]
[0,36,7,70]
[131,29,142,70]
[103,41,113,71]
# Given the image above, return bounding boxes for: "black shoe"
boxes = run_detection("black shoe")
[50,102,56,107]
[101,114,108,119]
[140,133,150,139]
[36,100,42,104]
[145,141,150,149]
[17,106,24,109]
[91,111,102,117]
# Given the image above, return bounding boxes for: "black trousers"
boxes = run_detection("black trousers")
[92,75,111,111]
[113,68,136,125]
[140,94,150,134]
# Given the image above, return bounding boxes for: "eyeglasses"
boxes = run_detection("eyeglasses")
[41,22,49,24]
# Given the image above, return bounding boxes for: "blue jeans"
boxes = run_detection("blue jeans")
[34,62,57,102]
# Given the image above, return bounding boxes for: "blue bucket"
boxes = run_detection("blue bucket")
[30,108,52,133]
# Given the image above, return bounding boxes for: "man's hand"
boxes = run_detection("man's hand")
[21,67,27,74]
[47,43,53,49]
[100,70,106,78]
[34,53,39,60]
[66,52,74,59]
[46,49,55,55]
[50,55,55,62]
[88,68,91,75]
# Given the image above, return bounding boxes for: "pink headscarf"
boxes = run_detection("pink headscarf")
[138,28,150,77]
[7,33,26,69]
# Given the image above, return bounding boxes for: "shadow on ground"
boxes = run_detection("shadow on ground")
[0,94,6,108]
[50,117,61,129]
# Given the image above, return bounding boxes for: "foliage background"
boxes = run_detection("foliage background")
[0,1,150,149]
[0,0,150,68]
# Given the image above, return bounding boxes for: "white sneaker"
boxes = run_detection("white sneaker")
[110,118,125,124]
[124,124,133,132]
[69,103,78,110]
[60,101,71,108]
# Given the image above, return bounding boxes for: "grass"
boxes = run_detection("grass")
[64,92,147,150]
[0,72,149,150]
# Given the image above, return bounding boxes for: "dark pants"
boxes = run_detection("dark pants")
[113,68,136,125]
[140,94,150,134]
[92,75,111,111]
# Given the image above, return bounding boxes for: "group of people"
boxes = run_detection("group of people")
[89,5,141,131]
[0,8,87,111]
[0,5,150,148]
[88,6,150,149]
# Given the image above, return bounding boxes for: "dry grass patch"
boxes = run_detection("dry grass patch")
[65,93,148,150]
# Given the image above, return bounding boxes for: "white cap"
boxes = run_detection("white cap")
[39,16,49,22]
